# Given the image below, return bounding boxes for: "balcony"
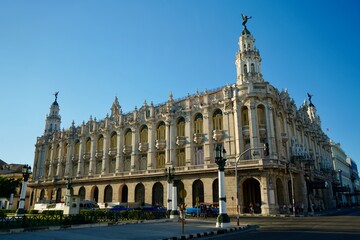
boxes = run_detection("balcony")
[138,143,149,152]
[242,125,250,138]
[83,153,90,160]
[95,151,103,159]
[281,132,288,142]
[123,145,132,155]
[212,130,224,143]
[193,133,205,145]
[176,136,186,147]
[108,148,117,157]
[155,139,166,150]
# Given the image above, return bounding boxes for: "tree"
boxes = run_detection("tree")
[0,176,21,198]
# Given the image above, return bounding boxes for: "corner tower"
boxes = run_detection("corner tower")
[235,15,263,85]
[44,92,61,135]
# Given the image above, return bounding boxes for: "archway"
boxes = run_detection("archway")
[152,182,164,206]
[242,178,261,213]
[78,187,86,201]
[192,179,204,206]
[276,178,285,205]
[120,185,128,203]
[176,181,185,204]
[212,179,219,203]
[135,183,145,204]
[56,188,62,203]
[104,185,113,203]
[91,186,99,203]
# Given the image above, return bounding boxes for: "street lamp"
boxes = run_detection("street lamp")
[65,177,73,195]
[286,163,296,216]
[215,144,230,228]
[16,164,31,216]
[165,167,176,218]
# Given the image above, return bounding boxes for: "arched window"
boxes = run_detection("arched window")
[55,144,60,158]
[251,63,255,73]
[110,132,117,148]
[192,180,204,206]
[257,105,266,125]
[194,113,203,134]
[156,122,166,140]
[139,125,148,143]
[241,107,249,126]
[97,135,104,151]
[212,109,223,131]
[74,140,80,156]
[64,143,68,157]
[85,138,91,153]
[244,64,248,74]
[177,117,185,137]
[152,182,164,206]
[124,129,132,146]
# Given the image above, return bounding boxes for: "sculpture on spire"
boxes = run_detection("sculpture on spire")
[307,93,314,107]
[54,91,59,101]
[241,14,252,29]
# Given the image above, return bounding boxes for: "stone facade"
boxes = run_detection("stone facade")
[29,23,335,215]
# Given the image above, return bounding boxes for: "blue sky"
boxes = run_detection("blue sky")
[0,0,359,168]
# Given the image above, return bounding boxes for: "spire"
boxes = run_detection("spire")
[111,96,121,117]
[44,92,61,135]
[235,15,264,85]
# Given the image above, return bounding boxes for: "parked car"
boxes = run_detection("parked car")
[140,205,166,212]
[79,200,100,210]
[109,205,131,212]
[185,203,219,217]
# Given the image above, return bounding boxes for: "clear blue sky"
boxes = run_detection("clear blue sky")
[0,0,359,168]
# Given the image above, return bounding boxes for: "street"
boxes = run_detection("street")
[202,208,360,240]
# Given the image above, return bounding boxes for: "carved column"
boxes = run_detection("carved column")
[102,132,109,175]
[185,114,193,166]
[265,103,277,159]
[77,138,84,177]
[88,135,96,176]
[148,121,155,170]
[248,101,259,158]
[130,127,138,171]
[116,128,123,173]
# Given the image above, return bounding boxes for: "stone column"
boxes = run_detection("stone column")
[102,132,109,175]
[233,98,243,158]
[88,136,96,176]
[48,141,56,178]
[203,107,211,165]
[148,122,155,170]
[116,129,123,173]
[265,103,277,159]
[248,101,259,158]
[185,114,193,166]
[130,127,138,171]
[56,142,64,178]
[165,119,171,164]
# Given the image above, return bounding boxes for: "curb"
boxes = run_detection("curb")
[160,225,250,240]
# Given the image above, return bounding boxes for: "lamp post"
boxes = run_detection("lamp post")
[215,144,230,228]
[16,164,31,216]
[65,177,73,195]
[165,167,175,218]
[235,146,267,225]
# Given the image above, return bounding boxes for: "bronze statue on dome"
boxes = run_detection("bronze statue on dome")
[54,91,59,101]
[241,14,252,28]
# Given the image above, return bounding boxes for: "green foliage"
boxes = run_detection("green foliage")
[42,210,63,216]
[0,176,21,198]
[28,210,39,214]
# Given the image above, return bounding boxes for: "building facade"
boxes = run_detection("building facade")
[29,21,335,215]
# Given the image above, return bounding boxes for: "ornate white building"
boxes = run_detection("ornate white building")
[29,20,335,215]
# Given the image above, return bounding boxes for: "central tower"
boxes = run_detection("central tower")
[235,16,264,85]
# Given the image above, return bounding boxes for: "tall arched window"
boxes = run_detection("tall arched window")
[177,117,185,137]
[244,64,248,74]
[251,63,255,72]
[241,107,249,126]
[194,113,203,134]
[64,142,68,157]
[78,187,86,201]
[110,132,117,149]
[135,183,145,204]
[212,109,223,131]
[257,105,266,125]
[85,138,91,153]
[139,125,148,143]
[156,122,166,140]
[74,140,80,156]
[97,135,104,151]
[124,129,132,146]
